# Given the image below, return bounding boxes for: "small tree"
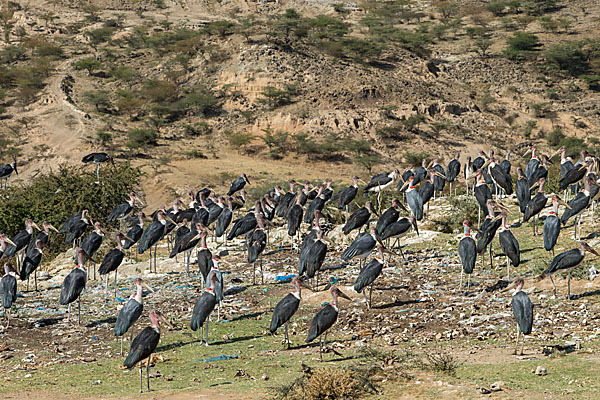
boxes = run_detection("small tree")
[127,128,158,149]
[72,57,102,75]
[474,38,493,57]
[84,90,111,112]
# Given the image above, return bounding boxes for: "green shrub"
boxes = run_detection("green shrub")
[0,164,140,260]
[404,151,429,166]
[546,127,565,146]
[127,128,159,149]
[486,0,506,16]
[503,32,540,60]
[545,42,589,76]
[72,57,102,75]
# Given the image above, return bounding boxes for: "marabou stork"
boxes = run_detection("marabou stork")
[528,154,550,186]
[504,279,533,355]
[27,221,59,254]
[276,180,296,218]
[191,274,219,346]
[300,211,324,253]
[413,159,428,186]
[0,159,17,190]
[419,171,435,208]
[137,210,176,273]
[524,145,539,184]
[343,201,376,236]
[364,169,400,209]
[338,176,359,213]
[540,241,600,299]
[1,263,17,328]
[543,195,569,257]
[304,185,326,225]
[497,212,520,279]
[375,198,402,236]
[227,207,258,241]
[306,286,351,361]
[124,310,172,393]
[400,176,423,221]
[473,170,492,225]
[228,173,250,196]
[197,231,213,287]
[464,156,474,195]
[354,245,384,308]
[322,179,334,202]
[3,219,41,271]
[81,152,113,183]
[523,178,548,236]
[397,166,414,194]
[341,228,380,270]
[489,157,513,197]
[446,152,461,196]
[287,189,304,239]
[232,189,247,211]
[123,212,145,252]
[20,239,44,292]
[299,230,327,289]
[81,222,105,279]
[299,181,312,206]
[0,235,16,260]
[114,278,154,355]
[65,210,93,245]
[207,196,224,226]
[559,146,575,199]
[248,213,268,285]
[515,168,530,222]
[270,277,304,348]
[431,158,446,198]
[500,150,511,175]
[476,201,504,268]
[169,223,203,275]
[59,248,88,324]
[559,154,590,191]
[215,197,234,241]
[381,216,418,257]
[561,176,592,240]
[472,150,487,172]
[458,220,476,289]
[206,255,224,320]
[107,193,138,223]
[99,233,127,296]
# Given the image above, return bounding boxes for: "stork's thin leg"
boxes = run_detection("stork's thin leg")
[467,274,471,289]
[478,206,481,227]
[362,289,368,306]
[319,335,323,362]
[146,355,150,392]
[67,304,71,322]
[459,269,463,290]
[200,326,204,345]
[285,323,290,349]
[521,334,525,356]
[549,275,557,297]
[93,261,96,280]
[114,270,118,298]
[78,298,81,325]
[514,325,520,355]
[105,274,109,294]
[261,257,264,285]
[120,336,123,356]
[139,359,143,393]
[34,270,37,292]
[252,262,256,286]
[567,272,572,300]
[205,318,209,346]
[153,245,157,273]
[369,284,373,308]
[507,257,510,280]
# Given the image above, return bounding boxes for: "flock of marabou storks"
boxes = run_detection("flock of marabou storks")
[0,145,599,392]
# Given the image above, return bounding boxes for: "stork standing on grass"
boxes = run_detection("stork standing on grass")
[504,279,533,356]
[114,278,154,355]
[59,248,88,324]
[270,277,305,348]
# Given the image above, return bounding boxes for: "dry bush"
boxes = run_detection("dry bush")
[273,366,360,400]
[421,349,461,375]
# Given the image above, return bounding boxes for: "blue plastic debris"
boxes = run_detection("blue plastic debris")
[90,336,99,342]
[192,354,238,363]
[115,296,126,303]
[275,274,296,281]
[329,277,340,285]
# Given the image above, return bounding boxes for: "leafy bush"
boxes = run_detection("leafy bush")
[72,57,102,75]
[545,42,588,76]
[127,128,159,149]
[404,151,429,166]
[486,0,506,16]
[0,164,140,260]
[503,32,540,60]
[257,84,298,109]
[546,127,565,146]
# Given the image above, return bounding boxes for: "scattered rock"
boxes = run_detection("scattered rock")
[535,366,547,376]
[490,381,503,391]
[477,387,491,394]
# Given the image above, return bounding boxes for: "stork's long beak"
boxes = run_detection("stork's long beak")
[523,148,532,157]
[32,222,42,231]
[142,283,155,293]
[590,248,600,257]
[49,224,60,233]
[551,148,562,158]
[158,314,174,330]
[491,214,503,223]
[358,179,368,185]
[500,280,518,293]
[337,289,351,300]
[400,181,409,191]
[495,202,510,211]
[299,280,312,290]
[530,182,539,190]
[559,199,572,210]
[412,220,419,236]
[433,171,446,178]
[397,201,408,212]
[123,234,136,242]
[165,216,177,225]
[5,237,16,247]
[383,247,402,258]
